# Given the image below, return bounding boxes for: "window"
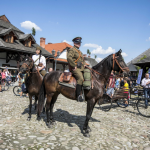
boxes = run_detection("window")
[5,34,14,43]
[25,40,31,47]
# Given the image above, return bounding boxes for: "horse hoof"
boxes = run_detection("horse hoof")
[51,121,56,126]
[84,133,90,138]
[37,116,41,121]
[47,122,52,128]
[87,128,92,132]
[27,117,31,121]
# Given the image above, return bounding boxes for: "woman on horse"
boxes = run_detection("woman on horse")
[67,37,86,102]
[32,47,47,76]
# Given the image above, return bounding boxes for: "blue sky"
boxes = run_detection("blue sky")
[1,0,150,63]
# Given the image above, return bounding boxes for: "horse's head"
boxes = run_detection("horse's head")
[19,56,34,74]
[113,49,130,75]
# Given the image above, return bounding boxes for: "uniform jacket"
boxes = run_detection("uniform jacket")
[67,46,86,71]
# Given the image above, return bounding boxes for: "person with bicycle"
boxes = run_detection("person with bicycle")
[141,73,150,108]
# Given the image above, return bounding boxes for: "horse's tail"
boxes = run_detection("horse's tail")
[37,75,46,115]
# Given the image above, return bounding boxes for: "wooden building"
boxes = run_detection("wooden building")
[0,15,53,70]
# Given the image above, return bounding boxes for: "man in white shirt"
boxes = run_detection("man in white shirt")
[141,73,150,107]
[32,47,47,76]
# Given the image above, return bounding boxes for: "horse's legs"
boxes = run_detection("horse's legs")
[83,99,96,137]
[27,94,32,121]
[50,92,59,125]
[46,94,53,128]
[34,96,38,110]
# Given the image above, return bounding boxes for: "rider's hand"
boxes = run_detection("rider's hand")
[73,67,77,71]
[84,65,86,68]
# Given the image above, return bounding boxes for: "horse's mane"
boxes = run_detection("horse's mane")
[92,54,112,70]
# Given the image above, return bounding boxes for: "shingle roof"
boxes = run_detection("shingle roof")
[45,42,72,57]
[127,48,150,65]
[19,34,36,43]
[0,38,52,57]
[128,63,138,72]
[133,56,150,67]
[0,15,53,57]
[0,28,19,39]
[0,19,24,34]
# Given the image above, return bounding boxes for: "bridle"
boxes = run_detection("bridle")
[22,59,38,74]
[86,53,129,81]
[112,54,129,72]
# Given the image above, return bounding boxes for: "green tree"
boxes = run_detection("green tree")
[32,27,36,36]
[87,49,91,56]
[94,55,97,59]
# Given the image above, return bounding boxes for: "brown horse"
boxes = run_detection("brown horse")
[20,56,43,121]
[37,50,129,137]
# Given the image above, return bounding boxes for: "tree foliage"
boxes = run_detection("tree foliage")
[32,27,36,36]
[137,55,147,62]
[94,55,97,59]
[87,49,91,56]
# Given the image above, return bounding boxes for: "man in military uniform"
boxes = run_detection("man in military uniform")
[67,37,86,102]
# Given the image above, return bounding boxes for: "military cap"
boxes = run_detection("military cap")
[36,46,41,50]
[72,37,82,43]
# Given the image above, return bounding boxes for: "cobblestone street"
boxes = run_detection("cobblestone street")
[0,85,150,150]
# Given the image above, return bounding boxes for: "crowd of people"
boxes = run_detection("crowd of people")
[106,71,137,106]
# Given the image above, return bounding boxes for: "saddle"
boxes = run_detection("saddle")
[58,71,93,89]
[59,72,76,88]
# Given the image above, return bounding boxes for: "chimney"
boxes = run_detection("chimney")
[83,54,87,57]
[48,42,52,44]
[40,37,46,48]
[88,55,91,58]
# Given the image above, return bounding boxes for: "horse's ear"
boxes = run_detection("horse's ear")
[116,49,122,56]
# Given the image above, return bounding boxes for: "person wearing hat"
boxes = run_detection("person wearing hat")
[32,47,47,76]
[67,37,86,102]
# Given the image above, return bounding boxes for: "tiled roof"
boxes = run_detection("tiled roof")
[45,42,72,57]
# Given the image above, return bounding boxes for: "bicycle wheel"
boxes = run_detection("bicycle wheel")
[13,86,21,96]
[137,98,150,117]
[99,98,112,111]
[117,99,129,108]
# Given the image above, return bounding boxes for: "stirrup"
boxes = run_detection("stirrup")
[77,95,84,102]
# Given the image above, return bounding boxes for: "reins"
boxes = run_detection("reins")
[86,53,129,82]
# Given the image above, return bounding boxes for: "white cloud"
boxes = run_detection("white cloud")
[83,43,99,48]
[149,23,150,25]
[146,37,150,41]
[91,46,115,55]
[63,40,72,45]
[20,21,42,31]
[96,57,103,62]
[121,52,128,57]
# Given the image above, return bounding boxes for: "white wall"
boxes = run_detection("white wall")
[59,50,67,59]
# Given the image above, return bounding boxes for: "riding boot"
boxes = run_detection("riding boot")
[76,84,84,102]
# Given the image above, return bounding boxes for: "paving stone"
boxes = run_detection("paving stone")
[0,86,150,149]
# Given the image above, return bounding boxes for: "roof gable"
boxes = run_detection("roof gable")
[19,34,36,43]
[0,15,10,23]
[0,28,19,39]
